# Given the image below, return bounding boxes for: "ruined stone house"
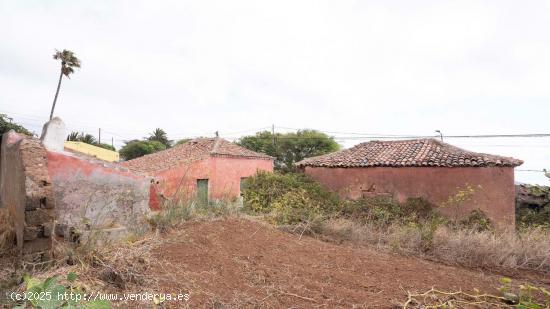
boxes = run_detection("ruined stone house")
[0,119,273,265]
[0,119,152,265]
[296,139,523,227]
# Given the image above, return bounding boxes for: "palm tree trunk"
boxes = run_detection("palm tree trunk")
[49,70,64,120]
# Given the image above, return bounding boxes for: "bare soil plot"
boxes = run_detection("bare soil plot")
[151,218,522,308]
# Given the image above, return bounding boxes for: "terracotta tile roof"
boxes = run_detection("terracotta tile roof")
[296,139,523,168]
[121,138,272,174]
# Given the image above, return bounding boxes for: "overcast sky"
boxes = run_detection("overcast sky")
[1,0,549,184]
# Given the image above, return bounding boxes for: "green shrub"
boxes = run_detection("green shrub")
[119,140,166,160]
[243,172,443,227]
[517,204,550,228]
[459,209,493,231]
[271,189,324,225]
[13,272,110,308]
[242,171,339,214]
[339,197,438,227]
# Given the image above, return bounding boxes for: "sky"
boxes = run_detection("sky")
[0,0,549,184]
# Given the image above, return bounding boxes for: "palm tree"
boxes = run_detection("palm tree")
[66,131,80,141]
[147,128,172,147]
[79,133,97,145]
[49,49,81,120]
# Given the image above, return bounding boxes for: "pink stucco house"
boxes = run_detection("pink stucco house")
[122,138,274,207]
[296,139,523,227]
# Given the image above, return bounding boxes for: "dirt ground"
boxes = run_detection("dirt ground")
[149,218,526,308]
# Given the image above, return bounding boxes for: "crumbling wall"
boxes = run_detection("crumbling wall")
[516,184,550,226]
[47,151,151,237]
[0,131,55,267]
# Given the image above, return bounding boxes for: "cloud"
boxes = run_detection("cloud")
[0,0,549,183]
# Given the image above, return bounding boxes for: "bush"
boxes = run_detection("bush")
[97,143,115,151]
[119,140,166,160]
[271,189,324,225]
[242,171,339,215]
[339,196,439,227]
[243,172,445,228]
[516,184,550,228]
[459,209,493,231]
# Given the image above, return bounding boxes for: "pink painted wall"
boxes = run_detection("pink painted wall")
[304,166,516,227]
[47,151,152,231]
[153,156,274,201]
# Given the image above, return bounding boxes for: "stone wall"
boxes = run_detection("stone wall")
[516,184,550,226]
[0,131,55,268]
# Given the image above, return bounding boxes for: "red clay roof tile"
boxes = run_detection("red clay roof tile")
[296,139,523,168]
[121,138,272,174]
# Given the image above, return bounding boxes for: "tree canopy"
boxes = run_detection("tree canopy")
[237,129,340,171]
[50,49,81,120]
[148,128,172,148]
[119,140,166,161]
[66,131,115,151]
[0,114,33,137]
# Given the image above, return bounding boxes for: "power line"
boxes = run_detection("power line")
[5,110,550,145]
[275,126,550,139]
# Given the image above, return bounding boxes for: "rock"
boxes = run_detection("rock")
[43,222,54,237]
[23,226,41,241]
[25,209,54,226]
[22,238,51,254]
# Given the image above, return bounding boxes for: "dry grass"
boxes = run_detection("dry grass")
[3,232,176,308]
[0,207,15,253]
[318,218,550,274]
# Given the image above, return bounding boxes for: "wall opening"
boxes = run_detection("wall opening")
[197,179,209,205]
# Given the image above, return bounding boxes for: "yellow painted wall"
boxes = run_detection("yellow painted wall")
[64,141,119,162]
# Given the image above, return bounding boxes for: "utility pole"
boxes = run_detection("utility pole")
[98,128,101,144]
[111,137,114,149]
[272,124,275,147]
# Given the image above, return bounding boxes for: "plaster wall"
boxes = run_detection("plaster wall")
[304,166,516,227]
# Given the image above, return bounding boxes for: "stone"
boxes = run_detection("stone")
[23,226,41,241]
[25,209,53,226]
[54,223,67,237]
[40,117,66,152]
[43,222,54,237]
[22,238,51,254]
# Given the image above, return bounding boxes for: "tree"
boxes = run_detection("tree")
[79,134,96,145]
[66,131,80,141]
[147,128,172,148]
[49,49,81,120]
[237,129,340,171]
[66,132,115,150]
[119,140,166,160]
[0,114,33,137]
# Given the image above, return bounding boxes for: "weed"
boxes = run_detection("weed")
[12,272,110,308]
